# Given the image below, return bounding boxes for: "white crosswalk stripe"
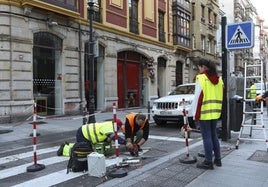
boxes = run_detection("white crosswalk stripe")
[0,146,58,165]
[0,156,69,180]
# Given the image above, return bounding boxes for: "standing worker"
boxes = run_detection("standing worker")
[124,113,149,156]
[76,119,125,147]
[249,81,257,99]
[192,59,224,170]
[248,81,257,109]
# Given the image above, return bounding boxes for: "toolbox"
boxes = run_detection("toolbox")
[92,142,114,156]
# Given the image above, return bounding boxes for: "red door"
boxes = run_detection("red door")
[126,62,139,107]
[117,61,124,108]
[117,60,140,108]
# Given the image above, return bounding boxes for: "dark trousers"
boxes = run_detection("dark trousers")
[76,126,89,143]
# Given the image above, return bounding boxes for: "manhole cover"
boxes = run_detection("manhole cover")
[248,150,268,163]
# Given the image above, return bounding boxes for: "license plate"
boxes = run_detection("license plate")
[160,111,172,115]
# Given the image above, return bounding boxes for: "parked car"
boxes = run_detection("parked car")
[151,83,195,127]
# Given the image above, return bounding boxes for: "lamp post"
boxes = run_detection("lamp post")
[87,0,95,123]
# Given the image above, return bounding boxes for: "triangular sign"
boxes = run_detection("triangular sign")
[228,25,250,45]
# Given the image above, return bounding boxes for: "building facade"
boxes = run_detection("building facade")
[0,0,220,123]
[189,0,220,81]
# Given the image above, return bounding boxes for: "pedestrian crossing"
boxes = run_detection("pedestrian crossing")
[0,135,192,186]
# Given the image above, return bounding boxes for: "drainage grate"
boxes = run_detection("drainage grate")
[248,150,268,163]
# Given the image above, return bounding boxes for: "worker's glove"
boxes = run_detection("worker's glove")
[127,143,139,156]
[132,144,138,153]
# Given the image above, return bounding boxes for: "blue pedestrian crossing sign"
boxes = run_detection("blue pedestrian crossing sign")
[226,21,254,50]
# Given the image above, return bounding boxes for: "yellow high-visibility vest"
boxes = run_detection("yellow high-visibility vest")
[81,121,114,144]
[196,74,223,120]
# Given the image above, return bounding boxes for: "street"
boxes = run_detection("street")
[0,119,202,187]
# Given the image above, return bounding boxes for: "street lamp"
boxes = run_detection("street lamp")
[87,0,95,123]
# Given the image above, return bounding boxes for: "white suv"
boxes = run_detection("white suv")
[151,83,195,127]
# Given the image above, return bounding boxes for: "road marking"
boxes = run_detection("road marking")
[0,146,58,165]
[9,157,124,187]
[0,156,69,180]
[149,135,191,142]
[10,169,85,187]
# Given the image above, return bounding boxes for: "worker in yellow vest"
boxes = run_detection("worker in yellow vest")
[76,119,125,147]
[248,81,257,99]
[192,59,224,170]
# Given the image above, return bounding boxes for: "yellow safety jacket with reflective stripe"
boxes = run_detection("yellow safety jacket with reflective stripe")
[125,113,146,134]
[197,74,223,120]
[81,121,114,144]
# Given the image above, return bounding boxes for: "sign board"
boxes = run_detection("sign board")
[226,21,254,50]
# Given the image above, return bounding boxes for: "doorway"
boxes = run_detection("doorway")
[117,51,146,108]
[33,32,62,115]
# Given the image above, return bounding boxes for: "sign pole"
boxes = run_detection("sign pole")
[221,16,229,141]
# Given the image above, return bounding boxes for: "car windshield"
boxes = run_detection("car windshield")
[169,85,195,95]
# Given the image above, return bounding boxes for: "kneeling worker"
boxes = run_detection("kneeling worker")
[124,113,149,156]
[76,119,125,147]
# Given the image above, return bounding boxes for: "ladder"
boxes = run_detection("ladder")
[235,60,268,151]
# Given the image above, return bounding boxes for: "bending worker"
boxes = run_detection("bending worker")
[124,113,149,156]
[76,119,125,147]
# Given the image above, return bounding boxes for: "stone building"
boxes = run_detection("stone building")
[0,0,220,123]
[188,0,220,81]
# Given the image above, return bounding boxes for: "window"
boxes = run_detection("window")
[213,13,217,24]
[192,35,196,49]
[201,5,205,22]
[191,2,195,21]
[42,0,77,11]
[207,39,211,53]
[201,35,205,55]
[158,11,165,42]
[88,0,102,22]
[129,0,139,34]
[172,1,191,47]
[208,9,211,23]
